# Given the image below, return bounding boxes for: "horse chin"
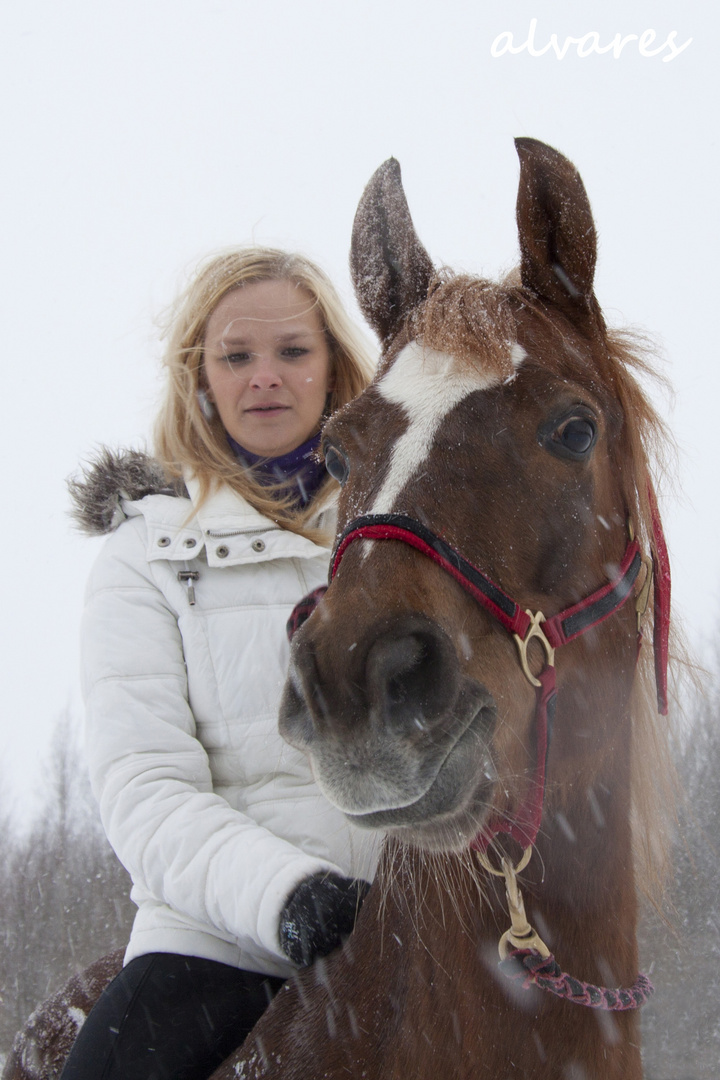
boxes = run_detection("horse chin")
[338,703,500,854]
[382,797,497,853]
[346,778,496,853]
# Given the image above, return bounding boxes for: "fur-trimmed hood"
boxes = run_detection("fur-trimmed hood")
[69,448,186,536]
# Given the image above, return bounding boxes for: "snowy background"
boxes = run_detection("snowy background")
[0,0,717,822]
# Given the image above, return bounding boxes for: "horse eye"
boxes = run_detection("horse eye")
[552,417,596,458]
[541,414,597,460]
[558,418,596,453]
[324,444,350,485]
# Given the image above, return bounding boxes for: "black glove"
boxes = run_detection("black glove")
[278,873,371,967]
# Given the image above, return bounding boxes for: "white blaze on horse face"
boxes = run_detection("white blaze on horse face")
[370,342,506,515]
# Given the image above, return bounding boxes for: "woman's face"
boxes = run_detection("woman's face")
[202,279,333,457]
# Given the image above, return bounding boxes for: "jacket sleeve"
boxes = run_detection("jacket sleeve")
[81,518,347,965]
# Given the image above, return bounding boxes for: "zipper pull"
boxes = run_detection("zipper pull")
[178,570,200,605]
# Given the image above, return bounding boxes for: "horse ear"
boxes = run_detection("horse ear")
[350,158,435,346]
[515,138,600,326]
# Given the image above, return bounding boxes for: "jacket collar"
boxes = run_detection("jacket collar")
[184,474,280,536]
[135,473,335,566]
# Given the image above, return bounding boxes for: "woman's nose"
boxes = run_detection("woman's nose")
[249,356,282,389]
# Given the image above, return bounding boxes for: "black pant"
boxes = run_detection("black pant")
[59,953,285,1080]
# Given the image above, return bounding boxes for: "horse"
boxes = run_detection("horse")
[3,139,673,1080]
[209,137,674,1079]
[1,952,123,1080]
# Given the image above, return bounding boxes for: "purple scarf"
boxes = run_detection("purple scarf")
[226,431,327,508]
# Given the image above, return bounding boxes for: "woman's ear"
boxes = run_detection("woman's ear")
[198,368,215,402]
[197,387,216,421]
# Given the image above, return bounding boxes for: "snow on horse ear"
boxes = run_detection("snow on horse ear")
[515,136,603,331]
[350,157,435,347]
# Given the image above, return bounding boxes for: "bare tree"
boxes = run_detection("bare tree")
[0,712,133,1059]
[641,650,720,1080]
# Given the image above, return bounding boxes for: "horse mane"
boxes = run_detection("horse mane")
[602,327,680,905]
[406,270,680,901]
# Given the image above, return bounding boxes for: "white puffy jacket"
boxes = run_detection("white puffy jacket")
[76,452,377,978]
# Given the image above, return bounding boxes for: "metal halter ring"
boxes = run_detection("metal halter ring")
[476,846,533,878]
[513,610,555,688]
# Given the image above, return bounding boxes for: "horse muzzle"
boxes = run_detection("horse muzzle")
[279,610,499,849]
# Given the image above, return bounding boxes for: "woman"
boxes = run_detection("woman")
[62,248,377,1080]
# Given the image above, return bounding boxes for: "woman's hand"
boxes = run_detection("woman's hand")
[279,873,371,966]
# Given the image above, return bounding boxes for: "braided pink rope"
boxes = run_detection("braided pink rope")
[500,949,654,1011]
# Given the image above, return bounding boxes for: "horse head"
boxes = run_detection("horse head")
[280,139,659,857]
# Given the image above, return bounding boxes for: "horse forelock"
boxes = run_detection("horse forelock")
[409,274,518,373]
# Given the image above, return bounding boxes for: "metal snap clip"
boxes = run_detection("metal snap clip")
[476,847,550,960]
[183,538,197,548]
[216,545,229,559]
[157,536,171,548]
[251,538,266,553]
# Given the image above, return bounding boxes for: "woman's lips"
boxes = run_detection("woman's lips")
[245,404,290,416]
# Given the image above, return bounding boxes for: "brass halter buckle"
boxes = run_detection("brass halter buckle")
[628,518,654,636]
[635,554,653,634]
[476,847,551,960]
[513,610,555,689]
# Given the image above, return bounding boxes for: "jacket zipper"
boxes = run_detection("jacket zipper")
[204,527,269,538]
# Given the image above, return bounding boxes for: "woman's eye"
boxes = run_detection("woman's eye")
[548,416,597,459]
[282,347,309,359]
[223,352,251,364]
[324,445,349,486]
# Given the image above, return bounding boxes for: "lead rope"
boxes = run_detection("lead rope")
[475,849,654,1011]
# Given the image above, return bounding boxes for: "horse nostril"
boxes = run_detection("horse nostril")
[385,638,425,706]
[366,624,458,733]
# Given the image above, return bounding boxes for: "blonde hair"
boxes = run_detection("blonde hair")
[154,247,375,536]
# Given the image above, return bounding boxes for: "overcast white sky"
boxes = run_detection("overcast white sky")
[1,0,717,817]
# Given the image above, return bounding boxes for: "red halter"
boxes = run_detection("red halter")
[286,505,670,1011]
[327,508,670,851]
